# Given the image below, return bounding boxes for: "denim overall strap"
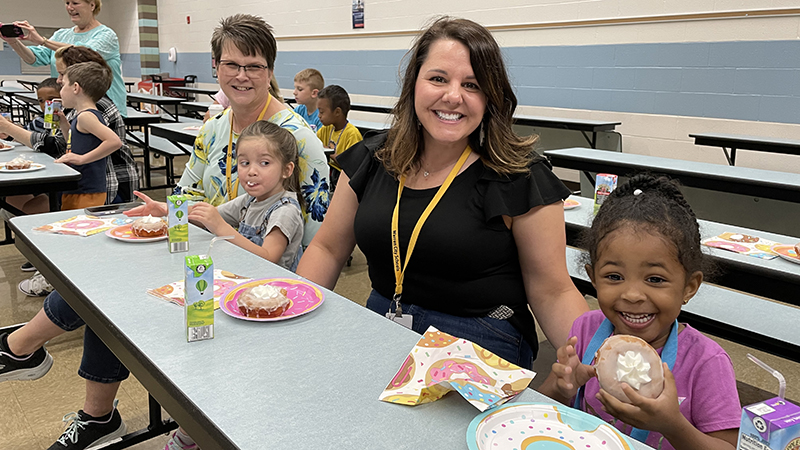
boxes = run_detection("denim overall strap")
[573,318,679,444]
[237,196,304,270]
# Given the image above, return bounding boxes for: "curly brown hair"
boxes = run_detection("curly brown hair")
[378,16,537,178]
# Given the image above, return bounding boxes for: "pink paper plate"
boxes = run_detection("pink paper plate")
[772,245,800,265]
[105,224,168,242]
[219,278,324,322]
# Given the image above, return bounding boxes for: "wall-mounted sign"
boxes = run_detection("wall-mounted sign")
[352,0,364,29]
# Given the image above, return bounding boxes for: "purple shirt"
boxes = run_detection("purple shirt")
[571,310,741,450]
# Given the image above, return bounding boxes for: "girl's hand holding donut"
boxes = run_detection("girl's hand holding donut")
[551,336,596,399]
[596,362,682,436]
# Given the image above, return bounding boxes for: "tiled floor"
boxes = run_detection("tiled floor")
[1,182,799,449]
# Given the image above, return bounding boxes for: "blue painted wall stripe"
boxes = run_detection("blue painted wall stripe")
[7,40,800,124]
[138,18,158,28]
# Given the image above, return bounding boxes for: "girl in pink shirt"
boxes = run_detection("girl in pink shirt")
[539,174,741,450]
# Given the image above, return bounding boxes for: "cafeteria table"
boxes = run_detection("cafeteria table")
[545,147,800,204]
[283,97,620,149]
[179,101,213,119]
[0,145,81,244]
[514,114,621,149]
[690,132,800,166]
[149,121,199,146]
[17,79,41,91]
[168,86,218,99]
[0,85,34,124]
[15,92,42,123]
[10,210,654,450]
[127,92,185,122]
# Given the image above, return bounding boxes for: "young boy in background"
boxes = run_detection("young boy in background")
[292,68,324,132]
[55,61,122,210]
[27,78,62,134]
[316,85,362,189]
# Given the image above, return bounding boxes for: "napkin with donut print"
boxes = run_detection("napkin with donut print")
[33,215,131,237]
[380,326,535,412]
[147,270,252,310]
[702,232,781,260]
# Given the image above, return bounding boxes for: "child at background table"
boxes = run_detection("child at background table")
[538,174,741,450]
[292,68,324,132]
[55,61,121,210]
[166,120,305,450]
[316,85,362,190]
[0,78,62,217]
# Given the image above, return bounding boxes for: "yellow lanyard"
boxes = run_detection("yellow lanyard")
[226,95,272,201]
[390,145,472,312]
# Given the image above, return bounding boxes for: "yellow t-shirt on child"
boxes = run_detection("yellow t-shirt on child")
[317,122,363,171]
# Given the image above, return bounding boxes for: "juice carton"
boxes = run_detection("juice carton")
[185,255,214,342]
[737,398,800,450]
[167,195,188,253]
[593,173,618,214]
[737,355,800,450]
[43,99,61,134]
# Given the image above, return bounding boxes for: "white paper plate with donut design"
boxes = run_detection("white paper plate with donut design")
[467,402,634,450]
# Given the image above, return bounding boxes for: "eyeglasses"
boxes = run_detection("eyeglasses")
[218,61,269,77]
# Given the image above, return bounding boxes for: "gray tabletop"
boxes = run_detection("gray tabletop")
[127,92,186,104]
[564,195,800,303]
[546,147,800,203]
[0,146,80,192]
[11,210,653,450]
[0,86,32,95]
[149,121,200,146]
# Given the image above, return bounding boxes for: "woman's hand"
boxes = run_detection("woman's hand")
[188,202,227,235]
[551,336,596,400]
[13,21,45,45]
[596,363,682,435]
[124,190,168,217]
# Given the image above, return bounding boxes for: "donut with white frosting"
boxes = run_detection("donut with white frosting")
[594,334,664,403]
[237,284,290,318]
[131,215,167,237]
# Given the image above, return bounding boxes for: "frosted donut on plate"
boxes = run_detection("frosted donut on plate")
[237,284,290,318]
[594,334,664,403]
[795,242,800,256]
[5,156,31,170]
[130,215,167,237]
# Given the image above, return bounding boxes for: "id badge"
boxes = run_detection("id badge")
[386,312,413,329]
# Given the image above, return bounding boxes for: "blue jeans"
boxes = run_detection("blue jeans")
[43,290,129,383]
[366,290,535,370]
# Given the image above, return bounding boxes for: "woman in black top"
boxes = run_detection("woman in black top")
[297,17,588,368]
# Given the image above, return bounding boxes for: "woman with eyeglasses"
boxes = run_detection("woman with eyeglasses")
[129,14,330,247]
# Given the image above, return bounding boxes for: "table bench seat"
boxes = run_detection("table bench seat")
[126,131,191,187]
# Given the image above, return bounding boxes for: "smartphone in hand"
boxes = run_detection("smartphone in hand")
[0,24,24,38]
[84,202,144,216]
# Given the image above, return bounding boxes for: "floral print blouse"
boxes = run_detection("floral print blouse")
[177,107,330,246]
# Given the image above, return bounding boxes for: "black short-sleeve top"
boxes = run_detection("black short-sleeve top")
[338,131,571,317]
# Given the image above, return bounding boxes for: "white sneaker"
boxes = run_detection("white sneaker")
[18,271,54,297]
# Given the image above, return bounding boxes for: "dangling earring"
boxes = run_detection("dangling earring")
[479,121,485,147]
[416,119,421,130]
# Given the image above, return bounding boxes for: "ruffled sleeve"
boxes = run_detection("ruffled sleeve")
[338,130,387,201]
[477,155,571,221]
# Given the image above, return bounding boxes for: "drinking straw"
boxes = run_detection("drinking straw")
[207,235,234,257]
[747,353,786,399]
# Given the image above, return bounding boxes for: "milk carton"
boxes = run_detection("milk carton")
[185,255,214,342]
[167,195,188,253]
[594,173,618,214]
[737,398,800,450]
